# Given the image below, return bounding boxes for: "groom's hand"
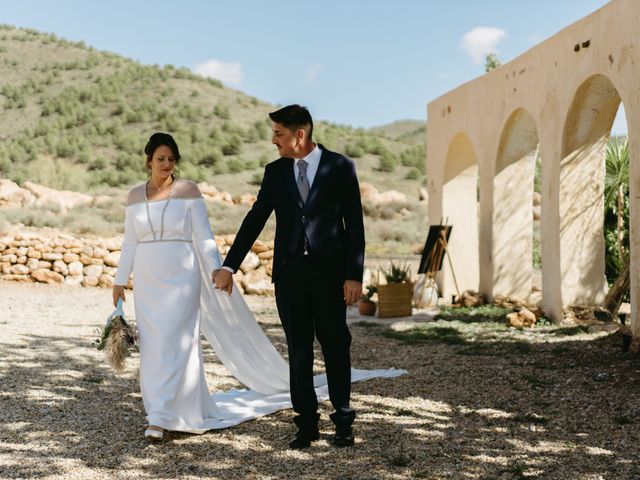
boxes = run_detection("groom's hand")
[214,269,234,295]
[343,280,362,306]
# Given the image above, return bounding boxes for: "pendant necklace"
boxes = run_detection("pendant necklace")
[144,177,175,241]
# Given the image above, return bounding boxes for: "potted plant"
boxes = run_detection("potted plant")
[358,284,377,316]
[377,261,413,318]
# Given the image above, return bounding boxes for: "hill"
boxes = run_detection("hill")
[0,24,427,254]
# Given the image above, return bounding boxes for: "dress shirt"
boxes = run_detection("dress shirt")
[294,144,321,187]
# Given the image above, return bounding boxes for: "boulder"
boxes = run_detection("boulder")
[83,265,103,277]
[63,253,80,264]
[82,276,99,287]
[506,307,537,328]
[240,251,261,273]
[31,269,64,284]
[241,267,273,296]
[459,290,484,307]
[53,260,69,276]
[0,179,35,206]
[68,261,83,276]
[359,182,379,201]
[99,274,114,288]
[103,251,120,267]
[23,181,93,215]
[64,275,83,286]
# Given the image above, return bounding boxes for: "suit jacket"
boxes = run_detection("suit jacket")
[223,144,365,283]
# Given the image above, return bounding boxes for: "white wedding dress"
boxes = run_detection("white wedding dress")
[114,179,405,433]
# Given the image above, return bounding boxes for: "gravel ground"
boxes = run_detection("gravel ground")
[1,281,640,479]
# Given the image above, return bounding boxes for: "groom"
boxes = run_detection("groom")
[214,104,365,448]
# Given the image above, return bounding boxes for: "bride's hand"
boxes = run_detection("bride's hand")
[214,269,234,295]
[112,285,126,306]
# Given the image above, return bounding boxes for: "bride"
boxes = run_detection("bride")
[112,132,403,441]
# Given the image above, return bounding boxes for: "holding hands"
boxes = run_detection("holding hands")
[213,269,234,295]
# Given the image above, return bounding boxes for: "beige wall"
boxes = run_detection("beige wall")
[427,0,640,333]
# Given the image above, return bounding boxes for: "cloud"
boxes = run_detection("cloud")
[305,63,324,82]
[194,59,242,85]
[460,26,507,65]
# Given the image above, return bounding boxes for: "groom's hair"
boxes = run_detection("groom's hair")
[269,104,313,140]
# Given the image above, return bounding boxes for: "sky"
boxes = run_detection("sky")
[1,0,626,132]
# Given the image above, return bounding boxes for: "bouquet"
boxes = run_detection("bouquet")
[95,298,138,373]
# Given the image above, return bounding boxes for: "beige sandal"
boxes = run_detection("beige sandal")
[144,425,164,442]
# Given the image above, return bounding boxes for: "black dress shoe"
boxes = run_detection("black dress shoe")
[332,425,355,447]
[288,426,320,449]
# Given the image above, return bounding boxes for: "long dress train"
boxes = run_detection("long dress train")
[114,179,406,433]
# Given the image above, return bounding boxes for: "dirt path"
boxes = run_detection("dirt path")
[0,281,639,479]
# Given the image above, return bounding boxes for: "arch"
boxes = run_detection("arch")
[559,74,622,305]
[490,108,539,299]
[440,132,479,298]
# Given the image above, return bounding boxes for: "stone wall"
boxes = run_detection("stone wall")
[0,232,275,295]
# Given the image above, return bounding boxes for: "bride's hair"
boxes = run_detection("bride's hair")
[144,132,181,169]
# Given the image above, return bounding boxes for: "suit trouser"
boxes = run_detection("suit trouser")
[274,254,356,429]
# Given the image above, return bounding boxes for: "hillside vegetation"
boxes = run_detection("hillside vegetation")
[0,24,427,253]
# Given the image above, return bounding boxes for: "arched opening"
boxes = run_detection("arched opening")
[560,74,627,306]
[440,132,479,299]
[491,108,539,300]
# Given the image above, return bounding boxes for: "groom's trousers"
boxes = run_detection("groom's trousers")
[274,253,356,429]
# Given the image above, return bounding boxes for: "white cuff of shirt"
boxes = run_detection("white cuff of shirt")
[221,266,235,274]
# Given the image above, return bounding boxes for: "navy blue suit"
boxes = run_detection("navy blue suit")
[223,144,365,428]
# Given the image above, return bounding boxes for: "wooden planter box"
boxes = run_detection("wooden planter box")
[377,282,413,318]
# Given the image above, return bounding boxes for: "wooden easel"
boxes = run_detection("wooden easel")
[417,220,460,302]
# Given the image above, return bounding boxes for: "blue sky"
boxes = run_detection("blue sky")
[2,0,625,131]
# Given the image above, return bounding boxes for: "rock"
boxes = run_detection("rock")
[2,274,31,282]
[93,247,108,259]
[23,181,93,215]
[81,246,94,258]
[103,251,120,267]
[82,275,99,287]
[241,267,273,296]
[31,269,64,284]
[11,264,30,275]
[99,274,114,288]
[223,234,236,246]
[68,261,83,276]
[376,190,407,204]
[16,247,28,256]
[83,265,103,277]
[27,247,42,259]
[26,258,40,272]
[102,266,116,276]
[105,238,122,251]
[64,275,83,286]
[63,253,80,264]
[459,290,484,307]
[359,182,379,201]
[419,187,428,202]
[240,251,261,273]
[53,260,69,276]
[257,250,274,260]
[506,307,537,328]
[0,179,35,206]
[42,252,63,261]
[16,255,27,264]
[1,254,17,263]
[80,254,102,266]
[250,240,271,254]
[197,182,219,196]
[0,262,11,274]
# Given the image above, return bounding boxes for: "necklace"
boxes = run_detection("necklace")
[144,177,175,241]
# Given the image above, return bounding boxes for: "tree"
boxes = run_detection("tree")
[484,53,502,72]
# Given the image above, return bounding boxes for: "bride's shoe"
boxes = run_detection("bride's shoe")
[144,426,164,442]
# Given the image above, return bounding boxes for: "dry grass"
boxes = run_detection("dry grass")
[1,281,639,479]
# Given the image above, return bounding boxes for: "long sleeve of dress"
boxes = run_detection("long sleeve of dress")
[191,198,222,274]
[114,207,138,286]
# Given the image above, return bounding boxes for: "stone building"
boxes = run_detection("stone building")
[426,0,640,335]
